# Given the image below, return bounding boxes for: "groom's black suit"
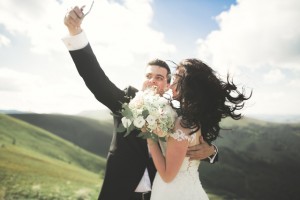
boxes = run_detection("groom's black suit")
[69,44,156,200]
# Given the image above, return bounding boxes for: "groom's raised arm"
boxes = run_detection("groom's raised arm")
[62,6,125,113]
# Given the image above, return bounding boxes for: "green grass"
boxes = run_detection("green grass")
[0,114,106,173]
[9,113,113,158]
[0,114,105,199]
[0,145,102,200]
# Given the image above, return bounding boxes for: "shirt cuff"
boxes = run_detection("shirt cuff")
[208,144,218,164]
[62,30,89,51]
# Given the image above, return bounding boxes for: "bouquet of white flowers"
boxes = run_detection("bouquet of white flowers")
[117,87,178,141]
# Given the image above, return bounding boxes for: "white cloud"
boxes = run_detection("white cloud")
[0,67,104,114]
[197,0,300,73]
[288,79,300,88]
[0,34,10,47]
[263,69,285,83]
[83,0,176,66]
[0,0,65,54]
[0,68,46,113]
[196,0,300,115]
[0,68,42,91]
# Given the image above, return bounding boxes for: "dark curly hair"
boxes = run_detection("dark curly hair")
[174,59,252,144]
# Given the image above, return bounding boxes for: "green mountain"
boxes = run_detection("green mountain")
[0,114,106,199]
[10,113,113,158]
[200,117,300,200]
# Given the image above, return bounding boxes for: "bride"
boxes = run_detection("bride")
[148,59,251,200]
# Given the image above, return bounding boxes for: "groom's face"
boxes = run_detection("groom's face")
[142,65,170,96]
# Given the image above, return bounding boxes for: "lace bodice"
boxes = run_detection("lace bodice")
[159,129,200,172]
[169,129,197,142]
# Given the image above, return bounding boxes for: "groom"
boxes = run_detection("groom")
[63,6,218,200]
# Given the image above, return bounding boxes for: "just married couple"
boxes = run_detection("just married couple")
[63,6,250,200]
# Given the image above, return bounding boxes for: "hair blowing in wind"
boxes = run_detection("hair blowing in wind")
[175,59,252,144]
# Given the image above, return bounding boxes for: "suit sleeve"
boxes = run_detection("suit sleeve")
[69,43,126,113]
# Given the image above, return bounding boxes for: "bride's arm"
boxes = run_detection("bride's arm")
[147,121,189,183]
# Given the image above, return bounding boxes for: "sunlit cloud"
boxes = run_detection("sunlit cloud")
[0,0,65,54]
[0,68,42,91]
[263,69,285,84]
[196,0,300,115]
[288,79,300,88]
[0,34,10,47]
[196,0,300,73]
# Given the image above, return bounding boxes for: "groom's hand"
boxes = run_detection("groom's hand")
[186,136,215,160]
[64,6,84,36]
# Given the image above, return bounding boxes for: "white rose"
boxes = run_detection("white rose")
[133,116,146,128]
[121,117,132,128]
[147,123,157,131]
[157,97,168,106]
[164,105,177,119]
[129,95,144,109]
[146,115,157,126]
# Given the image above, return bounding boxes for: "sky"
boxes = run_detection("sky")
[0,0,300,117]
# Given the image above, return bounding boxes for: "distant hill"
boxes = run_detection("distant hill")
[10,113,113,158]
[248,114,300,123]
[78,109,113,121]
[0,114,106,172]
[0,109,31,114]
[200,117,300,199]
[0,114,106,199]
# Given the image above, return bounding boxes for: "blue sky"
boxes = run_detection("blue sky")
[0,0,299,116]
[151,0,237,57]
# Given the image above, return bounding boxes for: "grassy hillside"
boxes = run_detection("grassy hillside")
[10,113,113,158]
[1,114,106,173]
[0,146,102,199]
[199,117,300,200]
[0,114,106,199]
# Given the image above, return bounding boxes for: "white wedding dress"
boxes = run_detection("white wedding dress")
[150,130,209,200]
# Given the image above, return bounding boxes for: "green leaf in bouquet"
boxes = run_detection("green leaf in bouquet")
[124,130,130,137]
[137,131,150,139]
[110,112,120,117]
[159,137,167,142]
[124,123,136,137]
[142,109,149,118]
[116,124,126,133]
[137,132,160,142]
[122,107,133,118]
